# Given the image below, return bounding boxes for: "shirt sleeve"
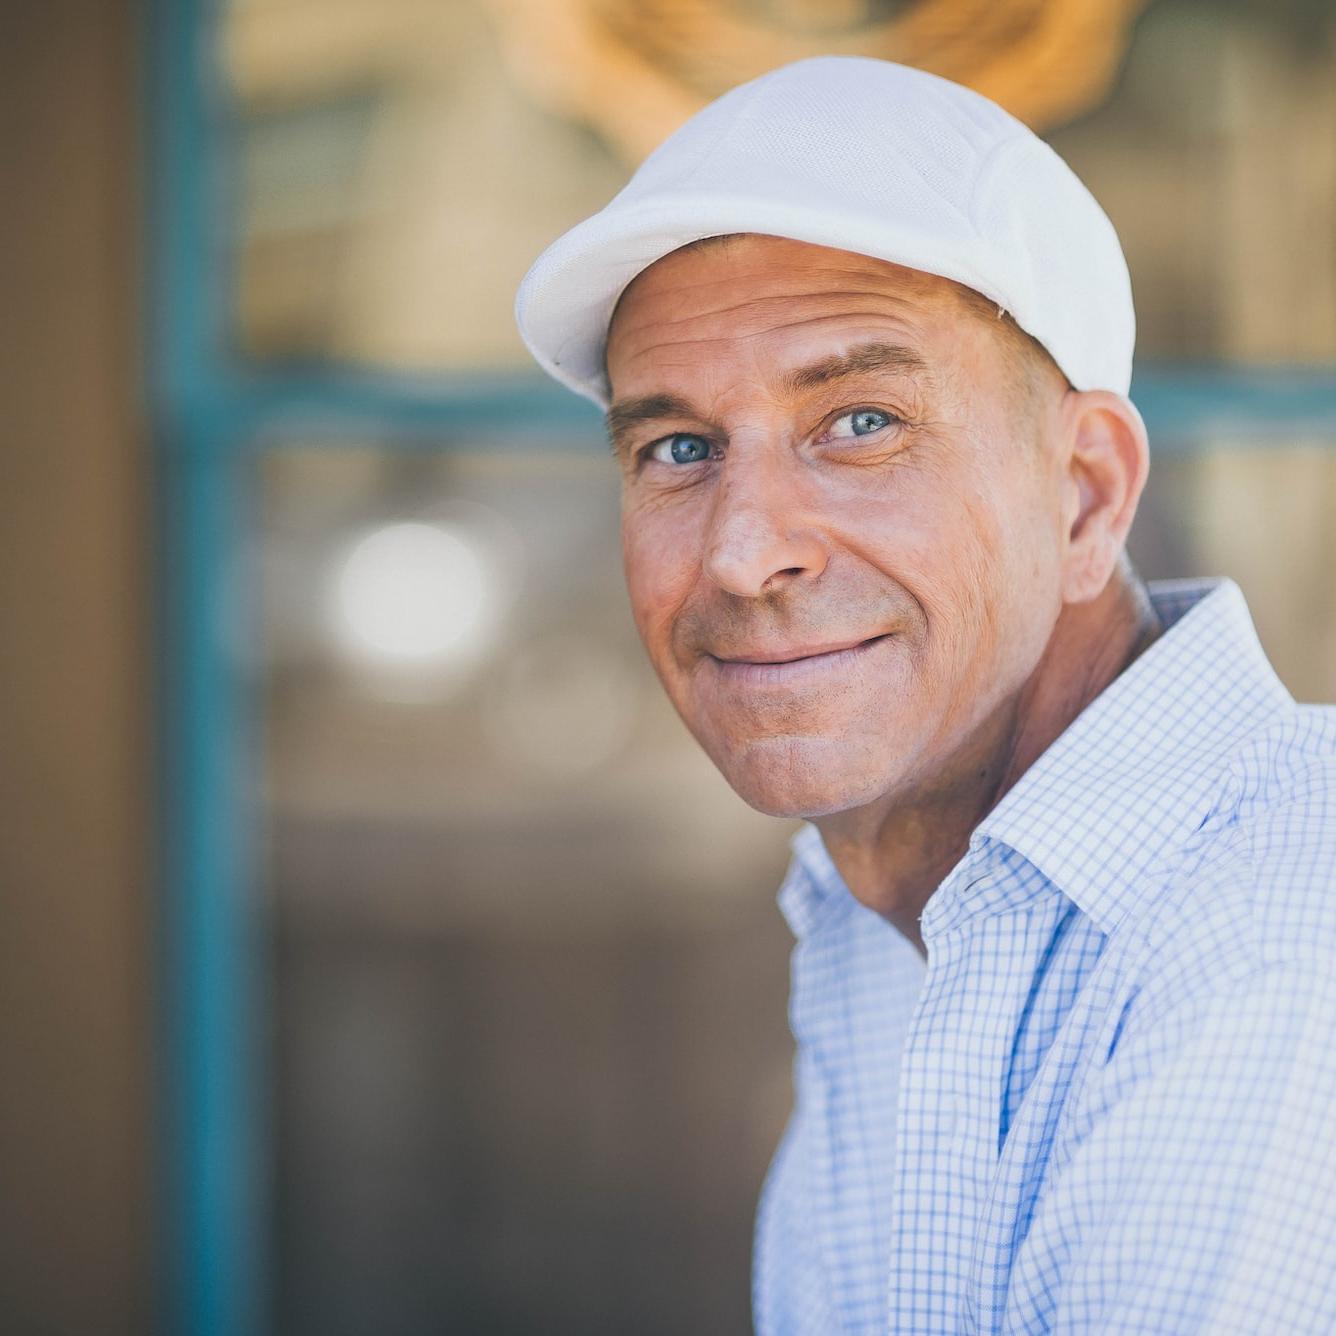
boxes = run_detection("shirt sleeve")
[1016,959,1336,1334]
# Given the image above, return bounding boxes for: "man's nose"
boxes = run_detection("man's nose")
[701,457,829,597]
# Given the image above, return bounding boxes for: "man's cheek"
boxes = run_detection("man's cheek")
[887,520,1004,681]
[622,524,694,652]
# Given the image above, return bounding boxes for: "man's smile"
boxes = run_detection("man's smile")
[705,632,895,688]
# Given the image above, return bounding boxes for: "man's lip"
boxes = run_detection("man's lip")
[709,633,891,665]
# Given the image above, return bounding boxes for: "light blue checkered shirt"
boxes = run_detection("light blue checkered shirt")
[753,577,1336,1334]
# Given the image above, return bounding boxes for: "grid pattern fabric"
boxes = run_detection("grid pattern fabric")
[753,577,1336,1334]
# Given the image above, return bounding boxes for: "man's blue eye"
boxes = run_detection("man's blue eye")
[817,406,903,443]
[824,408,897,441]
[651,433,712,464]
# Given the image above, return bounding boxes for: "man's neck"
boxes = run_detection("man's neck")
[814,571,1164,959]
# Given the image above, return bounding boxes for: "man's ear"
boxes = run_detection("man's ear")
[1057,390,1149,604]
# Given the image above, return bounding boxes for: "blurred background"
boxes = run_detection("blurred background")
[4,1,1336,1333]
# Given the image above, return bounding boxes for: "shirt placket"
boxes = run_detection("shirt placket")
[885,877,1027,1335]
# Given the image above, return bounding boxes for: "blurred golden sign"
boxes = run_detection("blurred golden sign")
[484,0,1151,162]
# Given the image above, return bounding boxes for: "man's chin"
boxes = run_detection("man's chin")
[709,734,900,820]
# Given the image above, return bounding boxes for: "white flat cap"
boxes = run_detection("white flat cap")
[515,55,1134,408]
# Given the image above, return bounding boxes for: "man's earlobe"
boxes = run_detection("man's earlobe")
[1060,390,1150,604]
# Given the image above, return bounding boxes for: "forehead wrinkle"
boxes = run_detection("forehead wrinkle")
[609,322,939,433]
[612,287,933,352]
[614,303,930,375]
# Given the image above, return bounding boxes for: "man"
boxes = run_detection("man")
[516,57,1336,1333]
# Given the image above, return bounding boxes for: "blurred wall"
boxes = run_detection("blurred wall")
[0,3,150,1333]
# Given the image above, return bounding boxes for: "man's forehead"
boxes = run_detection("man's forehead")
[602,231,1065,422]
[604,234,986,397]
[614,233,969,319]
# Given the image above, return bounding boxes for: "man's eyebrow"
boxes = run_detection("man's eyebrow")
[782,341,929,395]
[606,392,698,456]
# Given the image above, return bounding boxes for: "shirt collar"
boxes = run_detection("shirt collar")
[779,577,1294,944]
[777,821,854,940]
[965,576,1293,938]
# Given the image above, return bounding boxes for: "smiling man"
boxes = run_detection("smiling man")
[516,58,1336,1335]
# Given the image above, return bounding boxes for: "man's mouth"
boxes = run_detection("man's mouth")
[714,633,891,665]
[706,633,893,685]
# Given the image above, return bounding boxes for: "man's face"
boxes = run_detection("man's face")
[606,235,1069,818]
